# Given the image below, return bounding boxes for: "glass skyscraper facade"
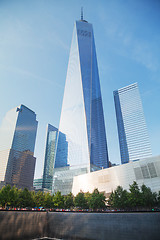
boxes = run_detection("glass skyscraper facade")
[113,83,152,164]
[42,124,58,192]
[33,178,43,192]
[53,18,109,194]
[0,104,38,190]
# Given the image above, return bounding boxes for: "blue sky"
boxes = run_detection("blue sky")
[0,0,160,178]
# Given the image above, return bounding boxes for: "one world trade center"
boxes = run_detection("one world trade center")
[53,15,109,194]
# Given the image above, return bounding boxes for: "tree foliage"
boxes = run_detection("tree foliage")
[108,181,159,210]
[0,182,159,210]
[108,186,129,209]
[44,192,54,208]
[64,192,74,209]
[128,181,142,207]
[9,186,19,207]
[19,188,33,208]
[74,191,88,209]
[34,191,45,208]
[0,185,12,208]
[53,191,64,209]
[88,189,106,210]
[141,184,157,207]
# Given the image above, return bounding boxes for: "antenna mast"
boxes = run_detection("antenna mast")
[81,7,83,20]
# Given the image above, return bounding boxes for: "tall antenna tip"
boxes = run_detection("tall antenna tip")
[81,7,83,20]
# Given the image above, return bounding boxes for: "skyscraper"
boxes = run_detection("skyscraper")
[42,124,58,192]
[53,17,109,194]
[113,83,152,164]
[0,104,38,190]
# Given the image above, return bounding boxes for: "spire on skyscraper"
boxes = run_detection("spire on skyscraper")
[80,7,88,23]
[81,7,83,20]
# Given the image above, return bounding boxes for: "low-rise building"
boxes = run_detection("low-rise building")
[72,155,160,197]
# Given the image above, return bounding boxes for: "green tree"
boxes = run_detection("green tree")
[53,191,64,209]
[74,191,88,209]
[64,192,74,209]
[120,189,130,209]
[108,186,129,209]
[0,185,11,208]
[141,184,157,208]
[30,191,36,208]
[84,192,92,209]
[34,191,45,207]
[108,191,114,207]
[108,182,159,210]
[0,185,12,208]
[44,192,54,208]
[18,188,33,208]
[112,186,123,209]
[88,189,106,210]
[128,181,142,208]
[9,186,19,208]
[157,191,160,206]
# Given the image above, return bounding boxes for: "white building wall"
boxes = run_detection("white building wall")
[72,155,160,196]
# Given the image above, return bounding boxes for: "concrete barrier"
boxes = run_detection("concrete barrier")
[47,212,160,240]
[0,211,160,240]
[0,211,47,240]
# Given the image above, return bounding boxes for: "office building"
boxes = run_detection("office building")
[42,124,58,192]
[53,16,109,194]
[0,104,38,190]
[113,83,152,164]
[33,178,43,192]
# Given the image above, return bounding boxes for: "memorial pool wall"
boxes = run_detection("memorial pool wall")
[0,211,160,240]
